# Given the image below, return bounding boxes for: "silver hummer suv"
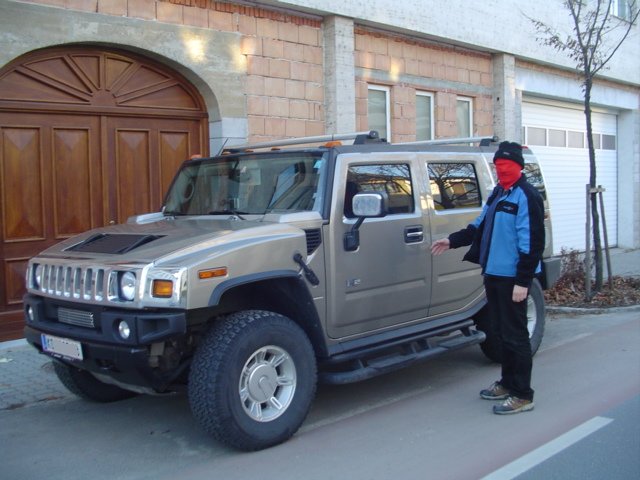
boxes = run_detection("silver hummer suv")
[23,131,559,451]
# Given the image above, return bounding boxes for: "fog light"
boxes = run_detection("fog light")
[118,320,131,340]
[27,306,35,323]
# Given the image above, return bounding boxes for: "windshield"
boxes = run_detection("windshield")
[164,152,328,216]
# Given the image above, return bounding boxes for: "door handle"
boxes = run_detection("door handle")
[404,225,423,243]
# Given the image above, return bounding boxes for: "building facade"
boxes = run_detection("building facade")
[0,0,638,340]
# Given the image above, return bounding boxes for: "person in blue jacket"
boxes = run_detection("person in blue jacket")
[431,141,545,414]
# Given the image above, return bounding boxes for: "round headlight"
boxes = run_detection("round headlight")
[34,264,43,289]
[118,320,131,340]
[119,272,136,301]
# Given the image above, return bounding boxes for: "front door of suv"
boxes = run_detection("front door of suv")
[326,154,431,339]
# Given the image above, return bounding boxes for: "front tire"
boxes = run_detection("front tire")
[188,310,317,451]
[53,361,137,402]
[474,278,546,363]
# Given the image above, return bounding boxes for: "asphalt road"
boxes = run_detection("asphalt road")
[1,310,638,480]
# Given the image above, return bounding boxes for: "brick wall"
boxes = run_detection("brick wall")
[240,15,324,142]
[19,0,325,142]
[354,28,493,142]
[20,0,319,26]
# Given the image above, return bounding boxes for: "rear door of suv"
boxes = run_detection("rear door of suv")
[423,153,491,316]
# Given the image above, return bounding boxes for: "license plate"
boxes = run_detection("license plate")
[41,334,83,361]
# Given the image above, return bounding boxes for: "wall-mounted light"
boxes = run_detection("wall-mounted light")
[183,34,206,63]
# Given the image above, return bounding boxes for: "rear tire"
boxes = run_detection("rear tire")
[188,310,317,451]
[53,361,137,402]
[474,279,545,363]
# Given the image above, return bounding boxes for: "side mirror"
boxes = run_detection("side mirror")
[352,193,388,218]
[344,192,388,251]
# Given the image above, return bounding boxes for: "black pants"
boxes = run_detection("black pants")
[484,275,534,400]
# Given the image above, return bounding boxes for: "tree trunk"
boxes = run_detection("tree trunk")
[584,79,603,296]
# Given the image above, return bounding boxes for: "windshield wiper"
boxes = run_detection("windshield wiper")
[208,210,248,219]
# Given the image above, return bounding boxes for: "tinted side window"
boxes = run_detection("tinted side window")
[428,163,481,210]
[523,163,547,201]
[344,164,414,217]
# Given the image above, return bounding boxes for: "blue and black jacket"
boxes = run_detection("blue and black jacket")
[448,176,545,288]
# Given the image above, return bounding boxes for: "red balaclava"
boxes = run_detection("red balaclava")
[495,158,522,190]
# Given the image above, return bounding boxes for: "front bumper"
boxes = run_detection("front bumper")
[23,294,188,391]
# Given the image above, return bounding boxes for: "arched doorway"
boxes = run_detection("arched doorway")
[0,46,209,340]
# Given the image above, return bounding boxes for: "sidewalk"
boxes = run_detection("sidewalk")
[608,247,640,278]
[1,248,638,411]
[0,340,72,410]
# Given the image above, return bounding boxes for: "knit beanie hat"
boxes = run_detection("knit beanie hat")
[493,141,524,168]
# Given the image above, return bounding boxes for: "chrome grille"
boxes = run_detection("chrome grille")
[37,263,109,302]
[58,307,95,328]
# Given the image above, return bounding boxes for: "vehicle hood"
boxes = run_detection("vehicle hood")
[36,216,307,266]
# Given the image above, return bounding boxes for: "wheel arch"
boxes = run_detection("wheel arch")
[208,272,328,358]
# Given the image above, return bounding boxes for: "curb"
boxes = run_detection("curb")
[0,339,28,351]
[547,304,640,315]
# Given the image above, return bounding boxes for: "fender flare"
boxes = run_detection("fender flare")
[208,270,300,306]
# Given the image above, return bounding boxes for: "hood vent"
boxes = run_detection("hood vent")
[304,229,322,255]
[66,233,164,254]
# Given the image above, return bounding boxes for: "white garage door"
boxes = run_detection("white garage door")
[522,101,618,255]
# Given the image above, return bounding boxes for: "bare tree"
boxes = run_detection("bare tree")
[529,0,639,297]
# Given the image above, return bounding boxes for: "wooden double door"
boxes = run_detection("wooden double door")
[0,47,208,340]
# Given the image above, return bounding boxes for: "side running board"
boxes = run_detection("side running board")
[319,326,485,385]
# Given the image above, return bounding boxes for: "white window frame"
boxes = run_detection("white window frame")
[368,84,391,141]
[456,96,473,138]
[416,91,434,141]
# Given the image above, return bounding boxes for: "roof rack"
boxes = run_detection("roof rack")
[392,135,499,147]
[225,130,382,152]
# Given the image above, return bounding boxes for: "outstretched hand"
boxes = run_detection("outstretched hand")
[431,238,450,256]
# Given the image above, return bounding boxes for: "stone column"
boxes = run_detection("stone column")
[210,118,248,154]
[323,15,356,134]
[617,108,640,248]
[492,53,520,143]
